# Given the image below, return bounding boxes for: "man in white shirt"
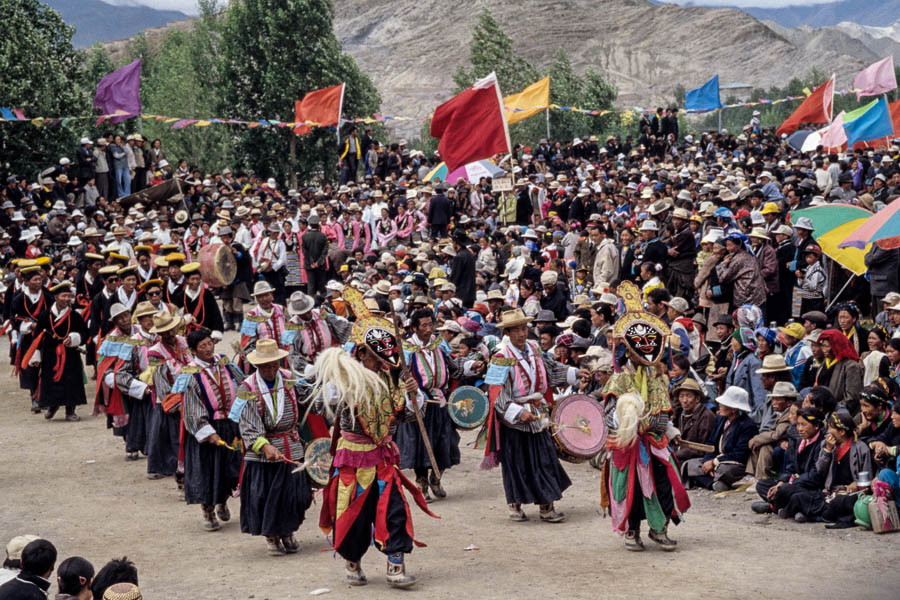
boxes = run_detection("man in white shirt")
[251,223,288,303]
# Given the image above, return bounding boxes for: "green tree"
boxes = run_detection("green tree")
[0,0,90,179]
[452,8,539,96]
[545,48,617,143]
[220,0,380,185]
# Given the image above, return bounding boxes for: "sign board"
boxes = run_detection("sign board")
[492,176,513,192]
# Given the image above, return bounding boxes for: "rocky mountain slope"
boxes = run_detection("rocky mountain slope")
[96,0,895,136]
[44,0,187,48]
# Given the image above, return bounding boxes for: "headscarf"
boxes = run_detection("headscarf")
[818,328,860,362]
[754,327,777,350]
[734,303,764,331]
[731,326,757,354]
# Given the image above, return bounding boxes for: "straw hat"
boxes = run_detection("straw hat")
[496,308,533,329]
[252,280,276,296]
[246,338,289,366]
[150,311,183,334]
[132,301,157,319]
[768,381,799,398]
[756,354,791,374]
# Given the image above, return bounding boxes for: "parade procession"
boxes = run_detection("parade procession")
[4,1,900,599]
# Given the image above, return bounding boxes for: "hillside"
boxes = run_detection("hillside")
[673,0,900,29]
[45,0,187,48]
[95,0,894,136]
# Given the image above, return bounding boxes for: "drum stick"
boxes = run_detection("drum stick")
[391,313,442,482]
[674,439,715,453]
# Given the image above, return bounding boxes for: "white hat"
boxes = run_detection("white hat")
[109,303,130,320]
[750,210,765,225]
[80,137,92,145]
[794,217,814,231]
[266,177,277,189]
[287,291,315,316]
[540,270,558,287]
[67,236,82,246]
[759,171,773,179]
[325,280,345,292]
[665,297,689,314]
[639,220,658,232]
[716,386,751,412]
[59,157,70,165]
[251,280,276,296]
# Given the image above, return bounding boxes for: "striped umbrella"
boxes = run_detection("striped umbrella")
[838,198,900,250]
[789,205,872,275]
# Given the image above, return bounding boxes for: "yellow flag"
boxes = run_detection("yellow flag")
[503,76,550,125]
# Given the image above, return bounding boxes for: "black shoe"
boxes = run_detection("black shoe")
[777,508,791,519]
[824,521,857,530]
[752,501,774,514]
[44,407,58,420]
[794,513,808,523]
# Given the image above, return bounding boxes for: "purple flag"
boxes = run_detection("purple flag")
[94,58,142,124]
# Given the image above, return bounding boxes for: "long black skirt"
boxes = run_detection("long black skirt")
[183,419,241,506]
[240,460,312,537]
[396,403,460,472]
[499,424,571,506]
[147,404,181,476]
[19,365,39,394]
[37,356,86,409]
[125,396,152,455]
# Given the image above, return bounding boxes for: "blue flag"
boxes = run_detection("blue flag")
[685,75,722,111]
[842,96,894,146]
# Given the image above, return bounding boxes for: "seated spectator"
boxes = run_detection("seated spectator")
[781,410,872,527]
[858,384,892,444]
[752,406,826,515]
[752,354,793,427]
[0,538,57,600]
[0,535,39,587]
[726,327,766,412]
[817,329,863,416]
[672,378,716,464]
[869,396,900,470]
[778,323,811,388]
[91,557,138,600]
[746,381,796,483]
[684,386,758,492]
[55,556,95,600]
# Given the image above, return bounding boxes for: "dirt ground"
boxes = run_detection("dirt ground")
[1,332,898,600]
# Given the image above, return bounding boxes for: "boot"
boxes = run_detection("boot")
[648,523,677,551]
[429,470,446,499]
[385,553,416,588]
[345,561,367,586]
[539,503,567,523]
[508,503,527,522]
[216,502,231,522]
[44,407,58,420]
[266,536,285,556]
[202,505,221,531]
[281,533,300,554]
[416,476,433,503]
[624,527,644,551]
[31,399,41,414]
[175,471,185,491]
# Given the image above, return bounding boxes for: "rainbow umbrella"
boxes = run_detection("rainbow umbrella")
[789,205,872,275]
[838,198,900,250]
[423,159,505,184]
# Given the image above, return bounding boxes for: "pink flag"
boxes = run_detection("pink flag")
[854,56,897,101]
[819,111,847,151]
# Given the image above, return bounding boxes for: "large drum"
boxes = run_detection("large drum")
[550,394,608,464]
[448,385,489,430]
[303,437,333,488]
[197,242,236,287]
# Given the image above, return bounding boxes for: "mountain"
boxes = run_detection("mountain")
[667,1,900,29]
[94,0,894,137]
[45,0,188,48]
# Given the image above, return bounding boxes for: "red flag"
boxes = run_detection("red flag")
[776,75,834,136]
[294,83,344,135]
[430,72,511,172]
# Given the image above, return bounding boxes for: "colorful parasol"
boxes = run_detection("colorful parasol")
[838,198,900,250]
[788,206,872,275]
[423,159,505,184]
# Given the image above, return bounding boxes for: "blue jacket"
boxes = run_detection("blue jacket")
[726,351,767,411]
[703,413,758,465]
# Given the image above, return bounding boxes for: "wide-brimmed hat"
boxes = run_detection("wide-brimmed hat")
[756,353,791,374]
[672,377,704,398]
[496,308,533,329]
[716,386,751,412]
[287,291,315,316]
[109,302,130,320]
[748,227,770,241]
[247,338,289,365]
[373,280,391,295]
[252,280,276,296]
[769,381,799,398]
[150,311,182,334]
[133,301,157,319]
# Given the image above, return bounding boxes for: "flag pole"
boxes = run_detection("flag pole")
[337,83,346,146]
[546,106,551,140]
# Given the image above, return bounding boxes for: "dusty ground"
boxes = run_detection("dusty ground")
[1,332,898,600]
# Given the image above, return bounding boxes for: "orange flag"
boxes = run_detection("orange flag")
[294,83,345,135]
[776,75,834,136]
